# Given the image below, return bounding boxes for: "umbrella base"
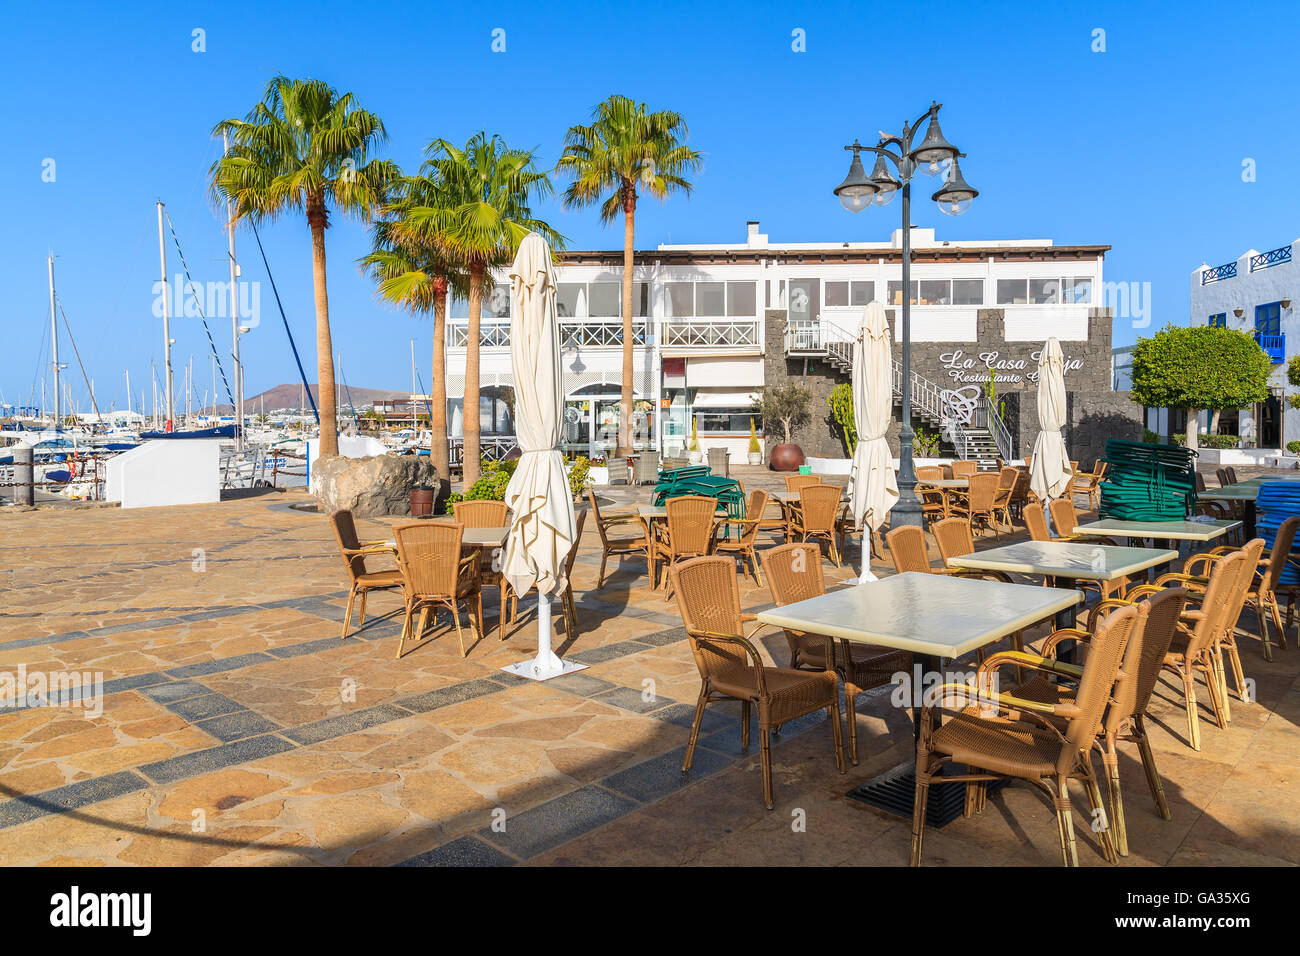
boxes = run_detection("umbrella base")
[501,654,589,682]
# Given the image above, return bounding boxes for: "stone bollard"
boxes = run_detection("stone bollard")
[13,447,33,506]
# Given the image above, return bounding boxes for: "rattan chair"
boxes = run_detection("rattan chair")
[588,488,650,588]
[931,518,1013,583]
[714,489,771,585]
[914,465,948,525]
[453,499,510,637]
[1072,460,1108,511]
[633,453,659,485]
[606,458,630,485]
[670,555,845,809]
[1244,516,1299,661]
[790,484,850,567]
[950,460,978,479]
[989,466,1019,531]
[506,508,587,639]
[330,509,403,640]
[659,495,720,596]
[784,474,822,493]
[391,520,483,659]
[761,542,909,765]
[1216,467,1235,487]
[989,587,1188,857]
[1048,497,1119,546]
[948,472,1000,536]
[1109,548,1254,751]
[910,601,1140,867]
[885,525,935,574]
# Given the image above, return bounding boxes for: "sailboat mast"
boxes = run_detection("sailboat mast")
[125,369,132,415]
[48,253,60,429]
[156,202,175,430]
[223,131,244,451]
[410,338,416,433]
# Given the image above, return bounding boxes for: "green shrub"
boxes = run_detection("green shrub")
[912,425,941,457]
[567,456,592,498]
[827,384,857,455]
[1143,428,1160,444]
[1172,433,1240,449]
[459,458,518,502]
[1288,440,1300,455]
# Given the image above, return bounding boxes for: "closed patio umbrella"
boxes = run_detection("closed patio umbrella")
[501,233,585,680]
[1029,337,1073,528]
[851,301,898,583]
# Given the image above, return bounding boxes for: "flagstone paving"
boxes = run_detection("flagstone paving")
[0,472,1297,867]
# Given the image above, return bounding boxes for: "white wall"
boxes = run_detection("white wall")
[105,439,221,509]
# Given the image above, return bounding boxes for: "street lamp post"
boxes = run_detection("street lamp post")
[833,102,978,528]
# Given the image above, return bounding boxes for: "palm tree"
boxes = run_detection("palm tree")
[210,75,398,457]
[557,95,703,456]
[362,172,466,484]
[393,132,560,487]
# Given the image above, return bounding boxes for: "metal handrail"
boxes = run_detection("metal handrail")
[984,393,1013,461]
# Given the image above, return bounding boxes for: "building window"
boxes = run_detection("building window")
[1256,302,1282,336]
[665,280,756,318]
[556,281,650,318]
[726,281,757,316]
[825,280,875,307]
[695,281,726,316]
[996,279,1028,304]
[1065,277,1093,304]
[694,407,760,433]
[886,280,919,306]
[952,279,984,305]
[1208,313,1227,328]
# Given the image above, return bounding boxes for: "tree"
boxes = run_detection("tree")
[211,75,398,457]
[557,96,703,456]
[362,171,467,484]
[1129,324,1272,450]
[752,384,812,446]
[392,132,559,487]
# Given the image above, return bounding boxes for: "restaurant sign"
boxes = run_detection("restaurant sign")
[938,348,1085,385]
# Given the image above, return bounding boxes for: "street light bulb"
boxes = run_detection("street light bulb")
[938,197,972,216]
[838,187,873,212]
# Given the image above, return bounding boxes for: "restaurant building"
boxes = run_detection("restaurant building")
[444,221,1131,465]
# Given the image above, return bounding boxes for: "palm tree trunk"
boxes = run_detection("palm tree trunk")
[464,266,483,487]
[308,210,338,456]
[430,279,450,483]
[619,188,637,457]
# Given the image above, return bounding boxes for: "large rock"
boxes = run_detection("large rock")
[311,453,437,517]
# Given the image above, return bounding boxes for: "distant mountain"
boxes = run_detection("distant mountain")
[201,384,410,414]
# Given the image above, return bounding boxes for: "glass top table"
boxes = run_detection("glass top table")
[1072,518,1240,542]
[947,540,1178,583]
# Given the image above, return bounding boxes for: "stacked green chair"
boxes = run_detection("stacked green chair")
[1099,439,1198,521]
[653,465,746,521]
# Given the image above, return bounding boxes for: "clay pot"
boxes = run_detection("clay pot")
[410,486,434,516]
[768,443,805,472]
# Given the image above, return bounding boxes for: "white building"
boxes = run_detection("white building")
[1183,239,1299,449]
[445,221,1108,461]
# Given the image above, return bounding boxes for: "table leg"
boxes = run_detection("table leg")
[1244,501,1257,540]
[1048,575,1084,664]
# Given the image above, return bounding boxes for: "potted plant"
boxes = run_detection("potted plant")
[747,417,762,465]
[687,417,703,464]
[753,384,812,471]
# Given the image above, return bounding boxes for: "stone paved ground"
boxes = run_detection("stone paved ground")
[0,466,1296,867]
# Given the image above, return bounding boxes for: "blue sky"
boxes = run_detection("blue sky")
[4,0,1297,411]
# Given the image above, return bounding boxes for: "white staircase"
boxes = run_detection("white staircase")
[784,318,1013,467]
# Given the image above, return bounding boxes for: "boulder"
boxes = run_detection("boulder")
[310,453,438,517]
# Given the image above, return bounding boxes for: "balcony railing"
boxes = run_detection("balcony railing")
[1256,332,1286,363]
[1250,245,1293,272]
[1201,262,1238,285]
[448,323,510,348]
[449,320,650,349]
[662,318,760,348]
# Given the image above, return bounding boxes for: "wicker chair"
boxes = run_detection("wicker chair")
[950,460,978,479]
[1072,460,1108,511]
[669,555,845,809]
[784,474,822,493]
[588,488,650,588]
[910,601,1140,867]
[914,465,948,525]
[790,484,850,567]
[885,525,934,574]
[633,453,659,485]
[1048,497,1118,546]
[1225,466,1240,484]
[991,587,1188,857]
[506,509,588,639]
[391,520,483,659]
[713,489,770,585]
[659,495,720,596]
[1244,516,1299,662]
[761,542,909,765]
[990,466,1019,531]
[1216,467,1235,487]
[329,509,403,640]
[606,458,631,485]
[931,518,1013,583]
[948,472,1000,536]
[1109,547,1254,750]
[452,499,510,637]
